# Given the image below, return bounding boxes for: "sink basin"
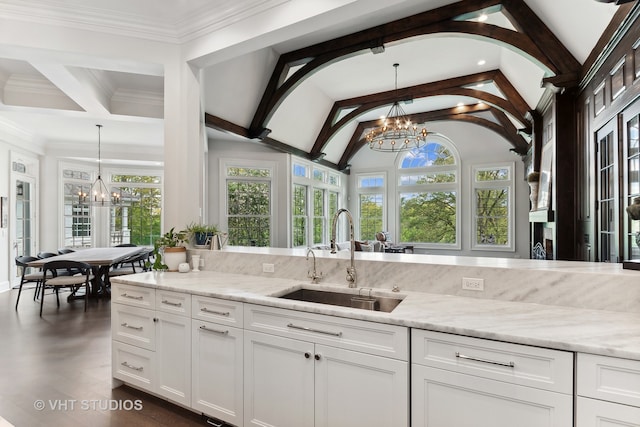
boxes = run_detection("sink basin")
[278,288,404,313]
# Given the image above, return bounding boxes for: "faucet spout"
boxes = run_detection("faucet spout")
[306,248,322,284]
[330,208,357,287]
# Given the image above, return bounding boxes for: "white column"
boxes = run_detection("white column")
[163,59,204,230]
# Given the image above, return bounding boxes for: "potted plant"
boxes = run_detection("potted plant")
[185,222,219,247]
[148,227,187,271]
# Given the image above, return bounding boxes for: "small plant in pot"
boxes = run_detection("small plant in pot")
[148,227,187,271]
[186,222,219,247]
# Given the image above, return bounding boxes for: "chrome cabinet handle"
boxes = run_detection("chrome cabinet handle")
[201,307,230,316]
[121,361,143,372]
[455,352,515,368]
[161,299,182,307]
[199,325,229,335]
[287,323,342,337]
[121,293,143,300]
[120,322,143,331]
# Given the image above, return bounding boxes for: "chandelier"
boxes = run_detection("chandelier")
[78,124,121,206]
[365,63,429,152]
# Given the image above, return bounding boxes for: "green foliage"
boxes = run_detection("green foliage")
[227,179,271,246]
[400,191,457,243]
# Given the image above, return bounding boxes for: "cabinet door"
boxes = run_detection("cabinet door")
[412,365,572,427]
[155,311,191,406]
[577,396,640,427]
[192,320,243,426]
[244,330,314,427]
[315,344,408,427]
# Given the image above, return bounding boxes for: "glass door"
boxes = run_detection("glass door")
[623,100,640,261]
[595,119,621,262]
[11,175,36,283]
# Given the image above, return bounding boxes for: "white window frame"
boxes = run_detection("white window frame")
[396,139,461,249]
[292,159,343,247]
[355,172,387,242]
[470,162,515,252]
[220,158,277,247]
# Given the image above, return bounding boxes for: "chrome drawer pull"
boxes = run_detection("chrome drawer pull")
[455,352,515,368]
[199,325,229,335]
[121,361,143,372]
[121,322,143,331]
[161,300,182,307]
[201,307,230,316]
[121,293,143,300]
[287,323,343,337]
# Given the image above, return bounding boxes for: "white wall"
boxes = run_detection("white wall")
[348,120,530,259]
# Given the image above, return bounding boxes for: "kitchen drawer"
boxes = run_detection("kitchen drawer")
[192,295,244,328]
[111,282,155,309]
[156,289,191,315]
[577,396,640,426]
[112,303,156,351]
[245,303,408,360]
[112,341,155,392]
[411,329,573,394]
[578,353,640,407]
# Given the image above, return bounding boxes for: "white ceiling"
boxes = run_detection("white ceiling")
[0,0,622,166]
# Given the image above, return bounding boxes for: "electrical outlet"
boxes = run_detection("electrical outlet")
[262,263,275,273]
[462,277,484,291]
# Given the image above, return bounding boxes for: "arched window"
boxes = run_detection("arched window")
[397,138,460,248]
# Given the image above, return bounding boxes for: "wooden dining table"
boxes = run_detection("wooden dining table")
[28,246,148,298]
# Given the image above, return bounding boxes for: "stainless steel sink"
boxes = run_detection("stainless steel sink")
[278,288,404,313]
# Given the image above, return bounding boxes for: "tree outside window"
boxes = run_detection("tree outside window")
[473,166,512,249]
[398,141,459,246]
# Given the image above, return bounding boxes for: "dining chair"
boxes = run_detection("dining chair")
[108,250,149,279]
[57,248,76,254]
[39,260,94,316]
[14,256,53,310]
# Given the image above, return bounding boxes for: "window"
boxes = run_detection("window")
[62,168,92,247]
[226,166,272,246]
[110,174,162,247]
[398,141,459,247]
[472,165,514,250]
[357,174,385,241]
[293,184,307,247]
[292,161,343,247]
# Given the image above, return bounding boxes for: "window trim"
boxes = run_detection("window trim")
[355,171,387,241]
[470,162,515,252]
[396,137,461,249]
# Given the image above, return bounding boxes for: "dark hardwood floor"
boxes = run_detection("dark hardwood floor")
[0,285,206,427]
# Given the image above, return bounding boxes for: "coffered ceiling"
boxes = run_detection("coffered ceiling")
[0,0,627,167]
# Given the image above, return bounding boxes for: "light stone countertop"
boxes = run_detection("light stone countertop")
[112,270,640,361]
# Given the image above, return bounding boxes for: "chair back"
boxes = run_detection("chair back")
[58,248,76,254]
[38,252,58,259]
[15,255,39,268]
[43,260,91,276]
[115,243,137,247]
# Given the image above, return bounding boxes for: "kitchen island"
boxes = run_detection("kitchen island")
[111,249,640,427]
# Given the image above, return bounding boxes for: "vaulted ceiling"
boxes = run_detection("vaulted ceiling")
[0,0,629,169]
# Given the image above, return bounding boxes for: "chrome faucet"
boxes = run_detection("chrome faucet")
[306,248,322,283]
[330,208,357,287]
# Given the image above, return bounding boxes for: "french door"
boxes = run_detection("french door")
[11,175,37,284]
[622,100,640,262]
[595,119,621,262]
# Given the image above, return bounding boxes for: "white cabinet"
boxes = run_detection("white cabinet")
[577,353,640,426]
[244,304,409,427]
[192,296,244,427]
[111,283,191,407]
[411,329,573,427]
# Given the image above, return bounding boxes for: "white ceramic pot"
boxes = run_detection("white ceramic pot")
[163,247,187,271]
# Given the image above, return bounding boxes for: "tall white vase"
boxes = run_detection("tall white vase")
[528,182,539,211]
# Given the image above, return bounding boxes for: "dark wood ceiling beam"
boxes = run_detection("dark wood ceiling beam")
[337,107,529,170]
[501,0,581,75]
[249,0,562,138]
[310,70,529,160]
[204,113,341,170]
